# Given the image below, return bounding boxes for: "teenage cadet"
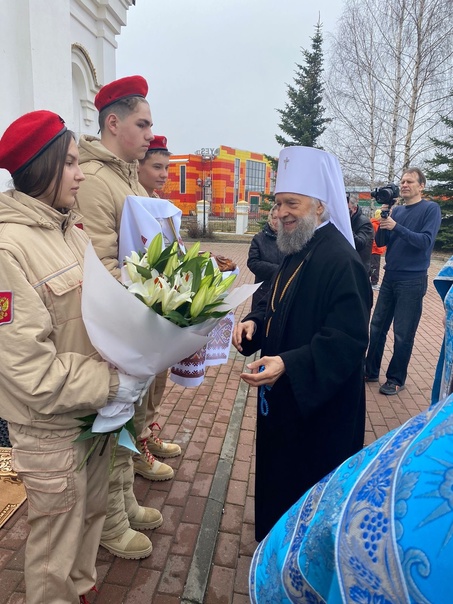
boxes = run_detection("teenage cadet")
[76,76,171,559]
[0,110,149,602]
[134,135,182,471]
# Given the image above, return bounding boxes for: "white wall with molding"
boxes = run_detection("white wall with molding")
[0,0,135,190]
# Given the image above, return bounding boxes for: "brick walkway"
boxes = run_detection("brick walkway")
[0,240,448,604]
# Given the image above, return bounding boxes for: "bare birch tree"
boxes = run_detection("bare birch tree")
[323,0,453,187]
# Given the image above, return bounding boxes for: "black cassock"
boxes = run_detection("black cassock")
[240,222,372,541]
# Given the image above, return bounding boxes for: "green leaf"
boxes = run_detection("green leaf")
[135,265,153,280]
[163,309,191,326]
[153,247,178,273]
[74,428,97,442]
[76,414,98,423]
[178,256,202,276]
[133,293,146,305]
[204,259,215,278]
[201,301,225,312]
[189,262,202,293]
[189,310,228,325]
[124,417,137,440]
[151,301,163,316]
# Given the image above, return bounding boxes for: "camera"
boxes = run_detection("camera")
[371,183,400,218]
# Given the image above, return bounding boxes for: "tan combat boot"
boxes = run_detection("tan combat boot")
[145,422,181,458]
[134,437,175,481]
[100,528,153,559]
[129,505,163,530]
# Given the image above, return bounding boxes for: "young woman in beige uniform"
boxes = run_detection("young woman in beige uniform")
[0,110,149,603]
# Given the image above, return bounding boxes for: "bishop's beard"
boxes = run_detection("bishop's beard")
[277,212,318,255]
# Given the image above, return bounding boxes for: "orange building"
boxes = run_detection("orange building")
[160,145,275,216]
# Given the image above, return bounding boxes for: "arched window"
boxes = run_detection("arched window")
[71,43,99,137]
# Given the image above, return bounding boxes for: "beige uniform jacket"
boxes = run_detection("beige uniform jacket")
[77,135,148,279]
[0,190,119,431]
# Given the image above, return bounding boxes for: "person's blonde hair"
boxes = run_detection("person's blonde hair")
[267,204,278,224]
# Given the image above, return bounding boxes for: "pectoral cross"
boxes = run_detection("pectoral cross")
[283,157,290,169]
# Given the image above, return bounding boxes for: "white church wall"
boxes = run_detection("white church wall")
[0,0,73,137]
[0,0,134,190]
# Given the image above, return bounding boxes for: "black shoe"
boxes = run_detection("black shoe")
[364,375,379,382]
[379,381,405,395]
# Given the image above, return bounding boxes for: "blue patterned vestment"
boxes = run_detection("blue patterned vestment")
[250,392,453,603]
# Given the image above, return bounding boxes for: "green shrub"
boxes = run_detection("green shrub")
[186,220,217,240]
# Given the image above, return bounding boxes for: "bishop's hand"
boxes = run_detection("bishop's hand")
[232,320,256,352]
[240,355,285,387]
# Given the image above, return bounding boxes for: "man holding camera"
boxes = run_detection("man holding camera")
[365,167,441,395]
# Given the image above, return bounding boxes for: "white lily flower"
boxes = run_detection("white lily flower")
[128,274,163,307]
[124,252,141,283]
[124,251,141,265]
[159,278,193,313]
[123,233,237,326]
[174,271,194,294]
[124,251,150,284]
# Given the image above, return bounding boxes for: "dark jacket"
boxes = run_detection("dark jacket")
[350,206,374,274]
[247,223,286,310]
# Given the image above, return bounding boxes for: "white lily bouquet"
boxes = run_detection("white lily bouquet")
[124,232,236,327]
[119,195,238,386]
[79,234,258,469]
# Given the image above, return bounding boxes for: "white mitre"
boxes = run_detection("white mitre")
[275,146,354,248]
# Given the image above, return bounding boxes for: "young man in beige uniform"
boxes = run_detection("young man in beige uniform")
[133,136,182,473]
[77,76,176,559]
[137,134,171,197]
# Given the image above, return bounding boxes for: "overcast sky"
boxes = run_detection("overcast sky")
[116,0,345,158]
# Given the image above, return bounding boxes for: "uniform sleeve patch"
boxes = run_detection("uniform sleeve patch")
[0,292,13,325]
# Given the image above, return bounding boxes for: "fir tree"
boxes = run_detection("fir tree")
[275,21,330,149]
[426,116,453,198]
[425,114,453,251]
[259,22,330,222]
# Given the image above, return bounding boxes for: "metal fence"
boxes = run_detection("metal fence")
[181,211,263,235]
[359,200,374,218]
[182,201,379,236]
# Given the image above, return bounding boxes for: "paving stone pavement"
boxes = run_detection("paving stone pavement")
[0,239,448,604]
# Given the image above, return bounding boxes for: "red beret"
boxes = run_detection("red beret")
[95,75,148,112]
[0,110,67,176]
[147,135,168,152]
